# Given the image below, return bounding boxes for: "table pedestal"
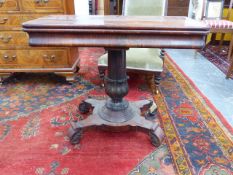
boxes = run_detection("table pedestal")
[68,49,164,146]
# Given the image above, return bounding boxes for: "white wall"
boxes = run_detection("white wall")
[195,0,205,20]
[74,0,89,15]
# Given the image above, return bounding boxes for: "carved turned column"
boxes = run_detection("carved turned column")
[105,49,129,111]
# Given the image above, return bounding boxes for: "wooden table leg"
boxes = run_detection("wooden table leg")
[227,35,233,61]
[68,49,164,146]
[226,35,233,78]
[227,53,233,78]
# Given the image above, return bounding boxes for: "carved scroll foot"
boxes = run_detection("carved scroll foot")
[131,113,164,146]
[149,124,164,147]
[68,126,83,145]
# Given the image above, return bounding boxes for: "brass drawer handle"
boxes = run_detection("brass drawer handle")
[0,0,5,7]
[35,0,49,5]
[0,35,12,43]
[2,54,17,62]
[43,54,57,63]
[0,18,8,24]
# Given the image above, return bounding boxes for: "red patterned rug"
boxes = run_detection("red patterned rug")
[199,44,233,79]
[0,48,232,175]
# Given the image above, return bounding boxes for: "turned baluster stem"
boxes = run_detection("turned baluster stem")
[105,49,129,111]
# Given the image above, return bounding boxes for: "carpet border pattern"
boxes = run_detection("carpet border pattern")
[159,55,233,174]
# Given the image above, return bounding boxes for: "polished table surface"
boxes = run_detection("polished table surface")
[23,15,209,49]
[23,15,207,30]
[23,15,209,146]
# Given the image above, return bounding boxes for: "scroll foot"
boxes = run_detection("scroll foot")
[78,101,92,114]
[145,100,157,121]
[68,126,83,145]
[149,125,164,147]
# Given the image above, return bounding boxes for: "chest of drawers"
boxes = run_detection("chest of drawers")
[0,0,79,83]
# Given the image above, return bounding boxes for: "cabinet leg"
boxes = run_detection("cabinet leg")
[55,72,77,83]
[0,73,11,84]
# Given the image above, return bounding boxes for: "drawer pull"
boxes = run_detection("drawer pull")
[2,54,17,62]
[43,54,57,63]
[35,0,49,5]
[0,18,8,24]
[0,0,5,7]
[0,35,12,43]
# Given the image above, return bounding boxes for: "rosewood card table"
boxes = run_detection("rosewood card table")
[23,15,209,146]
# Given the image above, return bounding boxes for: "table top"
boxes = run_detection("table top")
[23,15,209,49]
[23,15,209,31]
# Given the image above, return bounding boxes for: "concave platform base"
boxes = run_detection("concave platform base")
[68,99,164,147]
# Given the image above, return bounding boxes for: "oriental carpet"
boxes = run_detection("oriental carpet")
[0,48,232,175]
[199,44,233,79]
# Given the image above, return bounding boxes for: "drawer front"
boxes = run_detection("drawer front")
[0,15,21,29]
[37,50,68,66]
[0,0,19,12]
[0,31,28,48]
[0,50,17,64]
[0,49,68,67]
[21,0,64,13]
[168,0,189,7]
[168,7,189,16]
[0,14,48,30]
